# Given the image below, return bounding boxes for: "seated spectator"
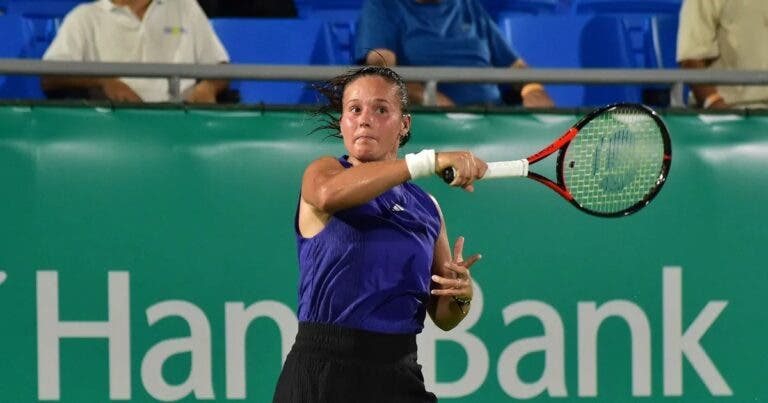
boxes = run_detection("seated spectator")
[354,0,554,108]
[41,0,229,103]
[677,0,768,109]
[197,0,297,18]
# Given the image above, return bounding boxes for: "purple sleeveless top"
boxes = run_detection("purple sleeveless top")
[295,156,442,334]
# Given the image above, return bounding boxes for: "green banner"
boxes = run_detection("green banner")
[0,106,765,401]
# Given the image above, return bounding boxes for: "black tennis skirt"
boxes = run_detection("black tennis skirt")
[273,322,437,403]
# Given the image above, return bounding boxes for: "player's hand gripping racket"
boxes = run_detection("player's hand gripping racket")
[443,103,672,217]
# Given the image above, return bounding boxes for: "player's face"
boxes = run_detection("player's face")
[340,75,411,164]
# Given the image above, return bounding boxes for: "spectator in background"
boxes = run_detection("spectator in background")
[41,0,229,103]
[354,0,554,108]
[677,0,768,109]
[197,0,298,18]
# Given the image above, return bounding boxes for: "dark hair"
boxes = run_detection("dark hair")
[313,66,411,146]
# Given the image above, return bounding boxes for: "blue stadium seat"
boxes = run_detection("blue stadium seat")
[0,15,31,58]
[305,8,360,22]
[5,1,80,57]
[648,14,678,69]
[305,0,362,10]
[569,0,669,70]
[0,14,44,99]
[294,0,312,17]
[573,0,682,14]
[4,0,80,15]
[482,0,561,17]
[647,14,686,105]
[211,18,338,104]
[579,16,645,105]
[299,0,362,21]
[501,14,642,107]
[21,16,61,57]
[303,0,564,20]
[571,0,682,72]
[322,20,357,65]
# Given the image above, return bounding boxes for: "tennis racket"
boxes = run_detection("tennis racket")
[443,103,672,217]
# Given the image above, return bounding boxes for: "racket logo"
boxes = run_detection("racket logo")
[593,129,637,193]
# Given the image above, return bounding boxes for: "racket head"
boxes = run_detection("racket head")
[556,103,672,217]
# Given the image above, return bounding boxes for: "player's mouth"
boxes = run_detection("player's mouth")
[355,135,378,143]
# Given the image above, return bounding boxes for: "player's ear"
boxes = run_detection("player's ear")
[401,113,412,136]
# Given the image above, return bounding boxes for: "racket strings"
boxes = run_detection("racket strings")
[564,107,665,214]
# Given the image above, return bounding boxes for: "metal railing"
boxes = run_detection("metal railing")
[2,58,768,106]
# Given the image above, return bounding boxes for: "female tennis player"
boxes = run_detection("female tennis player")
[272,66,487,403]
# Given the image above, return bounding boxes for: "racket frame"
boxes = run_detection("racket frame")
[441,103,672,218]
[550,103,672,217]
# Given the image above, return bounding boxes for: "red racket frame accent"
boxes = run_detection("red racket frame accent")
[527,172,574,201]
[524,127,579,201]
[526,127,578,164]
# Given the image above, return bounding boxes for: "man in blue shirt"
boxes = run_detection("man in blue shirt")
[354,0,554,107]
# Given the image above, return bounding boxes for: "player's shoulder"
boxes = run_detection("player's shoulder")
[305,156,345,172]
[311,155,343,165]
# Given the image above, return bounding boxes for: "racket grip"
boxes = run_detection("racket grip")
[442,159,528,184]
[442,167,456,183]
[485,160,529,178]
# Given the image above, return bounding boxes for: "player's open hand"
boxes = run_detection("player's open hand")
[431,236,481,300]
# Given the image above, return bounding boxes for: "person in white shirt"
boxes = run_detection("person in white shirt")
[676,0,768,109]
[42,0,230,103]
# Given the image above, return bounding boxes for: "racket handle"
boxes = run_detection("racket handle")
[442,159,529,183]
[485,160,529,178]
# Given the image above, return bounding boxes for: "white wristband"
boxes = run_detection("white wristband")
[404,149,436,180]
